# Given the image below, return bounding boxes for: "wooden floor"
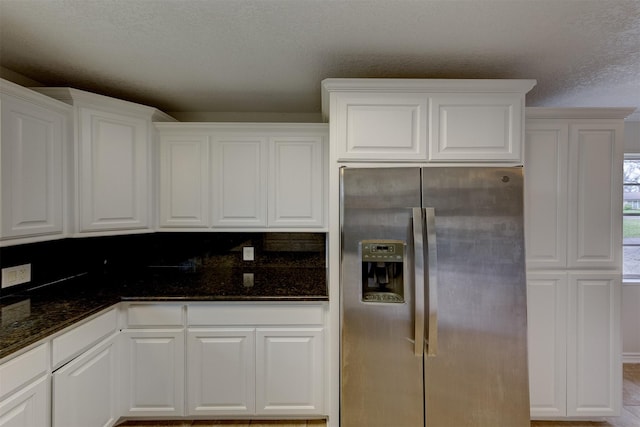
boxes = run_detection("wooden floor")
[118,364,640,427]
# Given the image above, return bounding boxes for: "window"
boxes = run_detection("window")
[623,156,640,280]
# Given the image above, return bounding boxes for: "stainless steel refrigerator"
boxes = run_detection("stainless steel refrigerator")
[340,167,530,427]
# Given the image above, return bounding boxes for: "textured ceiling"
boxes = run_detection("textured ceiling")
[0,0,638,118]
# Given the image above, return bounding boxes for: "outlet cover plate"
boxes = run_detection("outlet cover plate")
[243,247,255,261]
[1,264,32,288]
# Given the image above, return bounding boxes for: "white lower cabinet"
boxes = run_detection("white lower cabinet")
[0,343,50,427]
[0,375,49,427]
[567,272,621,417]
[121,303,185,417]
[527,271,621,419]
[186,303,326,417]
[256,328,324,415]
[187,328,255,415]
[52,334,118,427]
[1,302,327,426]
[527,272,568,418]
[121,330,185,417]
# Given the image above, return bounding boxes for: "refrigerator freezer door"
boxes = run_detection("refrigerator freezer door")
[340,167,423,427]
[422,167,530,427]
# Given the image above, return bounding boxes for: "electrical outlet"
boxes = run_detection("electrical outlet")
[243,273,254,287]
[1,264,31,288]
[243,246,255,261]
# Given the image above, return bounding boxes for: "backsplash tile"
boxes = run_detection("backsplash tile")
[0,232,326,299]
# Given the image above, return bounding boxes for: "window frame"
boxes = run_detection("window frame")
[623,154,640,281]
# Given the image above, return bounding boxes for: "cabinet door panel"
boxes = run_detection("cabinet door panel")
[212,137,267,227]
[429,94,523,162]
[159,135,209,228]
[121,330,184,416]
[187,328,255,415]
[1,96,64,239]
[269,137,324,227]
[524,122,569,269]
[334,92,428,161]
[527,272,567,418]
[53,336,118,427]
[256,328,323,415]
[568,123,623,268]
[567,272,621,417]
[78,107,149,231]
[0,376,49,427]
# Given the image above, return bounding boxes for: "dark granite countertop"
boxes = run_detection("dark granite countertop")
[0,267,327,361]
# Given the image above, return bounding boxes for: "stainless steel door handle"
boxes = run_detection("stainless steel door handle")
[412,207,425,356]
[425,207,438,356]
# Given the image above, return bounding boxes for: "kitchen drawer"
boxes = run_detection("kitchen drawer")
[187,303,324,326]
[51,306,118,369]
[125,303,184,327]
[0,343,48,399]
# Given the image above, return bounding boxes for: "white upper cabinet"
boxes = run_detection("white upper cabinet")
[429,93,524,162]
[0,79,71,245]
[524,121,570,269]
[159,135,210,228]
[77,107,150,232]
[212,135,269,228]
[32,87,174,235]
[567,122,623,269]
[328,91,428,161]
[155,123,328,231]
[321,78,536,163]
[269,136,325,228]
[524,109,629,271]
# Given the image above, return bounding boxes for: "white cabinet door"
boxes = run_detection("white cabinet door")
[212,136,267,227]
[1,93,66,240]
[429,93,524,162]
[527,272,568,419]
[567,123,623,269]
[52,334,118,427]
[0,376,49,427]
[255,328,324,416]
[159,135,209,228]
[567,272,621,417]
[524,121,569,269]
[78,106,150,232]
[121,329,184,417]
[269,136,325,228]
[332,92,429,161]
[187,328,255,415]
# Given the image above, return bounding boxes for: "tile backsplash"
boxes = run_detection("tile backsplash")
[0,232,326,298]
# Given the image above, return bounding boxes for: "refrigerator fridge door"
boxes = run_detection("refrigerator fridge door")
[340,167,424,427]
[421,167,530,427]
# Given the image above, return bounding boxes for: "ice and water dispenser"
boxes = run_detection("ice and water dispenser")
[360,240,405,303]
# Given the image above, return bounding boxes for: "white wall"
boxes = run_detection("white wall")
[622,285,640,362]
[623,120,640,362]
[624,121,640,152]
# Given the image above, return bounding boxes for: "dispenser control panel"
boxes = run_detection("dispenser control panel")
[361,241,403,262]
